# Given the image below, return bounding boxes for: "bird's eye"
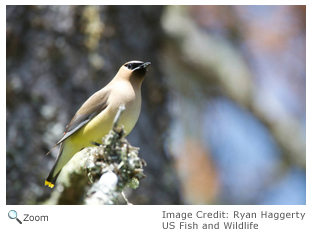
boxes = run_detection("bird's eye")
[127,63,133,69]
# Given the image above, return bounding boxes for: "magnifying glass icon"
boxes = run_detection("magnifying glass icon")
[8,210,22,224]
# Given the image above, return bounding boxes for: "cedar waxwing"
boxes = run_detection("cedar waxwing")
[45,61,151,188]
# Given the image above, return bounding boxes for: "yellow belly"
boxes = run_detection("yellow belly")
[70,104,139,147]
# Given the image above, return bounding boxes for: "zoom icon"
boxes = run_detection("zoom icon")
[8,210,22,224]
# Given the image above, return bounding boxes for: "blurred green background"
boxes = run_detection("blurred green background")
[6,5,306,205]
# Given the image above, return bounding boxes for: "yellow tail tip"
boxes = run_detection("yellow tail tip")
[45,180,55,188]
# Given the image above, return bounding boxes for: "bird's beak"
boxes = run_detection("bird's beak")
[143,62,151,68]
[135,62,151,70]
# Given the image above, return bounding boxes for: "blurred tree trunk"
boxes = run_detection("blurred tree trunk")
[6,5,181,204]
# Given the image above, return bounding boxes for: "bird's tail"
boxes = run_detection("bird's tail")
[45,171,61,188]
[45,143,65,188]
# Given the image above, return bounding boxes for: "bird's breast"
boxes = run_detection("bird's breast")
[118,95,141,135]
[112,84,142,135]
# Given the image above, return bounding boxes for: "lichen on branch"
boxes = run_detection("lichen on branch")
[83,105,146,204]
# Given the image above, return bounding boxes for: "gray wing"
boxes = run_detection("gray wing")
[48,87,111,152]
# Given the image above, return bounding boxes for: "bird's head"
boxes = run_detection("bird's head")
[117,61,151,85]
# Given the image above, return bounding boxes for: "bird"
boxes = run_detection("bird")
[45,61,151,188]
